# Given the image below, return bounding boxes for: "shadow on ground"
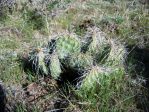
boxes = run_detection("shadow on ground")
[128,46,149,112]
[0,84,6,112]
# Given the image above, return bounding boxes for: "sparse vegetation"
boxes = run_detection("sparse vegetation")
[0,0,149,112]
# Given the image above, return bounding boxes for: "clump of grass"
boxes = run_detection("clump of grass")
[47,0,59,11]
[0,44,23,85]
[22,8,46,30]
[0,1,48,41]
[0,54,23,83]
[76,68,136,111]
[14,102,40,112]
[0,9,34,41]
[15,103,28,112]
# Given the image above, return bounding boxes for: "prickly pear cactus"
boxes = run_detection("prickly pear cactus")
[80,66,109,91]
[25,27,127,93]
[56,35,81,59]
[88,27,109,55]
[106,39,127,67]
[49,53,62,79]
[69,53,93,69]
[80,37,126,91]
[80,66,124,92]
[28,48,48,75]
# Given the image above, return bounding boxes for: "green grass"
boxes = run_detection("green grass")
[0,35,23,84]
[0,0,148,111]
[76,68,137,112]
[15,103,40,112]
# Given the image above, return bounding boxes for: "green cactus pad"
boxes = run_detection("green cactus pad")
[106,39,126,67]
[37,51,48,75]
[29,49,48,75]
[49,54,62,79]
[87,28,110,65]
[56,36,81,59]
[80,66,124,92]
[88,27,109,55]
[69,53,93,69]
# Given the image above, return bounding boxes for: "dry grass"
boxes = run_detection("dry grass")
[0,0,149,111]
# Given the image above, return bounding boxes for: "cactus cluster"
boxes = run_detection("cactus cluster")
[27,27,127,92]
